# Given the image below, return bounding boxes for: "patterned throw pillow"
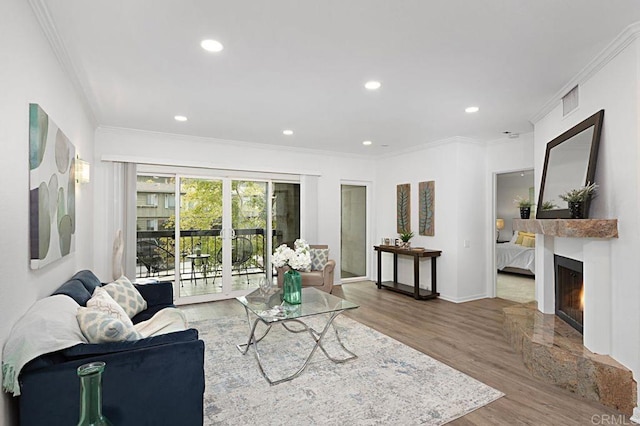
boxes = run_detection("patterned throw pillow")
[102,276,147,319]
[310,248,329,271]
[76,307,142,343]
[87,287,132,325]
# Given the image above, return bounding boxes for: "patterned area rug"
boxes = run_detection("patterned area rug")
[193,315,503,425]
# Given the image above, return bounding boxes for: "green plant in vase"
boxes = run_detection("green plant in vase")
[559,182,598,219]
[513,196,534,219]
[399,230,414,248]
[540,201,557,211]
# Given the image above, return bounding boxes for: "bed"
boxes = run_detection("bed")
[496,232,535,276]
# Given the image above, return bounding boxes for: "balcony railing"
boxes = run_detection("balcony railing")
[136,228,283,282]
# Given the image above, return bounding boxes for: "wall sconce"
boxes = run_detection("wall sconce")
[496,218,505,242]
[75,157,90,184]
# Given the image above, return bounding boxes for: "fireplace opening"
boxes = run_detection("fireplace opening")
[554,255,584,334]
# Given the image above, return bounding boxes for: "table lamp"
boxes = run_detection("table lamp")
[496,218,505,242]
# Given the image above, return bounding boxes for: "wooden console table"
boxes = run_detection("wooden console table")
[374,245,441,300]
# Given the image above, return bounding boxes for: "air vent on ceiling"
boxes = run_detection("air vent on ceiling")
[562,85,579,116]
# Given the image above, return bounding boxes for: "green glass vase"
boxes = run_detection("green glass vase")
[283,269,302,304]
[77,362,112,426]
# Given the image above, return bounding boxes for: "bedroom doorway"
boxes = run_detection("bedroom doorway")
[495,170,535,303]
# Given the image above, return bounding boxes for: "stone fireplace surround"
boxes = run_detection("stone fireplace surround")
[506,219,636,414]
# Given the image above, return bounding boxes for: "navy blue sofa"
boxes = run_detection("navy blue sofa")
[18,270,205,426]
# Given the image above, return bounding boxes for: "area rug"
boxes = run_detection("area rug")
[193,315,503,425]
[497,272,535,303]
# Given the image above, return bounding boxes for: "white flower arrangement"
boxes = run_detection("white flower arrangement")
[271,239,311,271]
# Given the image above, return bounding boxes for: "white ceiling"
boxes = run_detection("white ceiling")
[40,0,640,155]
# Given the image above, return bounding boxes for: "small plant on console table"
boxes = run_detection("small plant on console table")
[514,196,534,219]
[559,182,598,219]
[399,231,414,248]
[540,201,557,211]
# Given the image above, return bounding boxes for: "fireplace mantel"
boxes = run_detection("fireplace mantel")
[512,219,618,239]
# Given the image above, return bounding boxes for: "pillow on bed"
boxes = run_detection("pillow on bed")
[509,233,519,244]
[515,231,535,245]
[521,236,536,248]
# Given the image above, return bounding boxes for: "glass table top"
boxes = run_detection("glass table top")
[236,287,359,323]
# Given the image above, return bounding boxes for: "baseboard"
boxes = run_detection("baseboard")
[438,293,487,303]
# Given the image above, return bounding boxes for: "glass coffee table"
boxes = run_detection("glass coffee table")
[236,287,359,385]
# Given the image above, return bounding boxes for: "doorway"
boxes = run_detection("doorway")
[340,184,368,280]
[495,170,535,303]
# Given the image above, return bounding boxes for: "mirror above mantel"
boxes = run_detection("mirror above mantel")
[536,110,604,219]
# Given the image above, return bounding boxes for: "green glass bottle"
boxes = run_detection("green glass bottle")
[77,362,112,426]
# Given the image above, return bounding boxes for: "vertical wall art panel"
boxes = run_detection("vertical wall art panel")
[396,183,411,233]
[419,181,435,236]
[29,104,76,269]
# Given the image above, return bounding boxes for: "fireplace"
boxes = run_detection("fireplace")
[554,255,584,334]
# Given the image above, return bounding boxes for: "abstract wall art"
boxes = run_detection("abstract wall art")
[29,103,76,269]
[419,180,435,236]
[396,183,411,233]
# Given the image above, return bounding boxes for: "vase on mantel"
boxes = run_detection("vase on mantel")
[77,362,112,426]
[568,201,585,219]
[520,207,531,219]
[283,269,302,304]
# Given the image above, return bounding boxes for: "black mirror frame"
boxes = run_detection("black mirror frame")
[536,109,604,219]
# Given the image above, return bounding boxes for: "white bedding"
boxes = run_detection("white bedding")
[496,242,535,274]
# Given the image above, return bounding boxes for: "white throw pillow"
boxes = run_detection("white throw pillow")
[76,307,142,343]
[310,248,329,271]
[102,276,147,319]
[87,287,132,325]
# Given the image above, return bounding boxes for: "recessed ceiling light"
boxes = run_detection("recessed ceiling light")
[362,140,372,146]
[465,106,479,113]
[174,115,188,122]
[201,39,224,52]
[364,81,381,90]
[283,129,293,136]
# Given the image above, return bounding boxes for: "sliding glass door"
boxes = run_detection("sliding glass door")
[135,171,299,303]
[231,180,269,290]
[178,177,224,298]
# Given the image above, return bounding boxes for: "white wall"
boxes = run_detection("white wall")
[533,38,640,408]
[484,134,535,297]
[455,142,490,301]
[92,127,376,283]
[0,0,96,423]
[373,139,488,302]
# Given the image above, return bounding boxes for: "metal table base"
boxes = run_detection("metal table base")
[236,306,357,385]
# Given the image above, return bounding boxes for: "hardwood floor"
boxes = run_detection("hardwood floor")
[180,281,627,425]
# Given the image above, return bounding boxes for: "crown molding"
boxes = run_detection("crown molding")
[28,0,98,126]
[530,21,640,124]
